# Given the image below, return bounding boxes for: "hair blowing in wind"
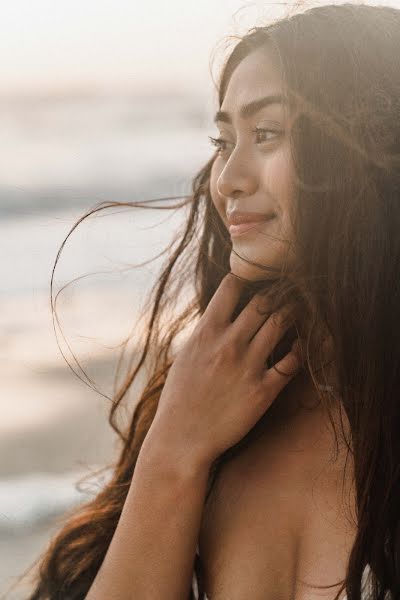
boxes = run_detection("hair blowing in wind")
[12,3,400,600]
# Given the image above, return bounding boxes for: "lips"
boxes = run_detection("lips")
[226,210,276,226]
[226,210,276,238]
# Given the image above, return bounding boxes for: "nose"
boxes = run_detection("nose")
[216,146,258,199]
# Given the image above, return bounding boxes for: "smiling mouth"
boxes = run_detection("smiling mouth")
[228,215,277,238]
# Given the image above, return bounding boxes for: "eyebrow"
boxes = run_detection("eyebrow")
[214,94,286,124]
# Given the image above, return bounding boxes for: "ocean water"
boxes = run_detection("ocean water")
[0,469,113,533]
[0,91,214,219]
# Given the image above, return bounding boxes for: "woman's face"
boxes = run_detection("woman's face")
[210,46,296,281]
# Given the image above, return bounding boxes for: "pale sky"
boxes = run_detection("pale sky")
[1,0,398,96]
[0,0,290,95]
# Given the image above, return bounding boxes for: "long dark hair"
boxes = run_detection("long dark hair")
[12,3,400,599]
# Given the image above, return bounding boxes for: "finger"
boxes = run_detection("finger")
[248,306,295,367]
[203,272,247,326]
[261,349,302,399]
[230,291,272,344]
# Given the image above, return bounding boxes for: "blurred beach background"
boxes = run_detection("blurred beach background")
[1,1,274,597]
[3,0,397,597]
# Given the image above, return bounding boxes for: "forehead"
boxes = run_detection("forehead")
[221,47,283,112]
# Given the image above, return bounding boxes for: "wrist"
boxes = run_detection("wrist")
[139,422,213,483]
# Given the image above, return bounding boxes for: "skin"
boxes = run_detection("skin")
[210,45,297,281]
[143,46,355,599]
[209,45,308,418]
[209,44,340,415]
[207,45,352,440]
[199,47,356,598]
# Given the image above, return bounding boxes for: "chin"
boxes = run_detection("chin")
[229,238,297,282]
[229,252,280,282]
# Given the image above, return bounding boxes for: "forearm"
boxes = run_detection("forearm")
[86,431,211,600]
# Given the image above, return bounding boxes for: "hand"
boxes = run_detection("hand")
[148,273,302,470]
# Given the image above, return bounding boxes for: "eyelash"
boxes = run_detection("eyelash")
[208,127,282,154]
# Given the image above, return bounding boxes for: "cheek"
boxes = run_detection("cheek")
[210,160,226,219]
[259,150,294,223]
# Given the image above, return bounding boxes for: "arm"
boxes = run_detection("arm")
[85,426,211,600]
[85,273,301,599]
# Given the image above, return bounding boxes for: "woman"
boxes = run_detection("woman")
[22,3,400,599]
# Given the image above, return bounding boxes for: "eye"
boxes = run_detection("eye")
[208,128,283,156]
[208,135,233,155]
[252,127,283,144]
